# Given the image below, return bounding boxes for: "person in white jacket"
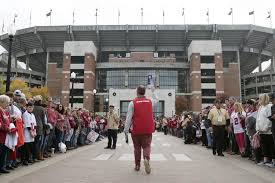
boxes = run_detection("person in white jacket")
[256,93,275,166]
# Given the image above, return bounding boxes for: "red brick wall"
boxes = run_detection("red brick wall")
[224,63,241,98]
[190,53,202,112]
[83,53,96,111]
[61,54,71,107]
[47,63,62,98]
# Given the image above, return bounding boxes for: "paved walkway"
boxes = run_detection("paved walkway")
[1,132,275,183]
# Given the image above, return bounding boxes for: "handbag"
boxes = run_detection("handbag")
[251,132,260,149]
[30,123,37,138]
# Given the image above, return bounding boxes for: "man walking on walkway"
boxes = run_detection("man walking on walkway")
[124,85,158,174]
[208,99,230,157]
[105,105,120,150]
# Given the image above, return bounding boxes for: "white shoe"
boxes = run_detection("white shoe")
[144,159,151,174]
[266,162,275,168]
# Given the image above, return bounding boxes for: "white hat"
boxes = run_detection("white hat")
[13,90,22,97]
[33,95,43,101]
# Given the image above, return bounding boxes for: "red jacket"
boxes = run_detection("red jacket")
[81,112,90,128]
[47,107,57,126]
[0,108,10,144]
[132,97,154,135]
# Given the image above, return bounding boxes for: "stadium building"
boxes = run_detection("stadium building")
[0,25,275,117]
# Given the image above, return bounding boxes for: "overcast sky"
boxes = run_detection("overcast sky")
[0,0,274,54]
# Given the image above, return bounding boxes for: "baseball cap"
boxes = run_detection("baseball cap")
[13,90,22,97]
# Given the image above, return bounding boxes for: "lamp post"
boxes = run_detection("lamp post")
[105,98,109,116]
[70,72,76,108]
[93,89,97,115]
[6,26,15,92]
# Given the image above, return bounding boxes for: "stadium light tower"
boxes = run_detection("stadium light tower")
[6,25,15,92]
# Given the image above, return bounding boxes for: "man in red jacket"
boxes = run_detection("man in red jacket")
[124,85,158,174]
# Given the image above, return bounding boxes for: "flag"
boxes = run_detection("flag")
[206,9,209,16]
[46,9,52,17]
[228,8,232,15]
[163,10,164,17]
[267,11,271,18]
[249,11,254,15]
[182,8,185,16]
[95,8,98,16]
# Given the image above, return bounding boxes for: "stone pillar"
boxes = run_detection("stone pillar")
[190,53,201,112]
[215,53,224,97]
[83,53,96,111]
[61,54,71,107]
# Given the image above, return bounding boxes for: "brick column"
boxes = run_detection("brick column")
[215,53,224,98]
[190,53,201,112]
[83,53,96,111]
[61,54,71,107]
[48,63,62,98]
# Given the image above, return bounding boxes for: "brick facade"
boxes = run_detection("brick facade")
[83,53,96,111]
[224,63,241,98]
[61,54,71,107]
[215,53,225,97]
[190,53,202,112]
[47,63,62,99]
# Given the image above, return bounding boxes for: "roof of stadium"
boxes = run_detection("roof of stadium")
[0,24,274,75]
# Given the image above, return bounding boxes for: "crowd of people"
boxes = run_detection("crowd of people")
[1,88,275,175]
[0,90,115,174]
[155,94,275,168]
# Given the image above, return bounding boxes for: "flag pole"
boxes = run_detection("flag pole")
[72,10,74,25]
[95,8,98,25]
[141,8,143,25]
[182,8,186,25]
[231,8,233,25]
[253,12,255,25]
[1,20,4,34]
[118,9,120,25]
[29,11,32,27]
[163,10,164,24]
[207,8,209,24]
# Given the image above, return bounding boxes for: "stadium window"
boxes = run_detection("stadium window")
[71,56,84,64]
[202,89,216,96]
[201,69,215,76]
[200,56,214,63]
[202,98,216,104]
[69,98,83,104]
[201,78,215,83]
